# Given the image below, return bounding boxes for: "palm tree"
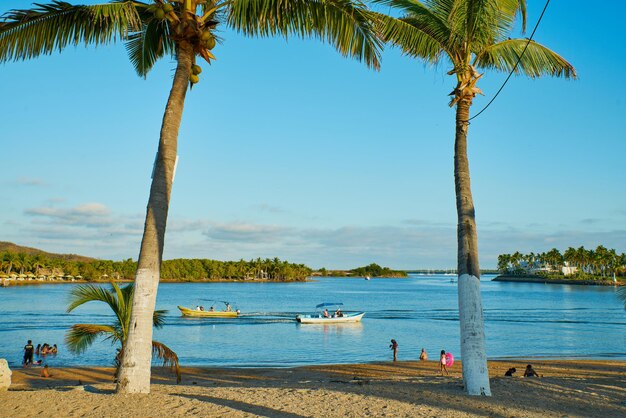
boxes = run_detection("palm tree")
[2,252,15,275]
[373,0,575,395]
[66,282,180,382]
[1,0,381,393]
[544,248,563,273]
[496,253,510,273]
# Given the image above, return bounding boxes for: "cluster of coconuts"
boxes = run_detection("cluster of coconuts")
[153,2,174,20]
[200,30,216,50]
[190,64,202,84]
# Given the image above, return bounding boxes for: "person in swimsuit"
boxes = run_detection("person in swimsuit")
[419,348,428,361]
[523,364,539,377]
[440,350,449,375]
[389,339,398,361]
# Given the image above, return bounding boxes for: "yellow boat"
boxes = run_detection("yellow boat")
[177,305,239,318]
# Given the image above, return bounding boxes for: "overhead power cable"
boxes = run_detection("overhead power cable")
[468,0,551,122]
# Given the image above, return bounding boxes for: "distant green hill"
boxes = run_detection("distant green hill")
[0,241,94,262]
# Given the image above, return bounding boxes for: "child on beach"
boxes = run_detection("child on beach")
[419,348,428,361]
[523,364,539,377]
[389,339,398,361]
[440,350,449,375]
[504,367,516,376]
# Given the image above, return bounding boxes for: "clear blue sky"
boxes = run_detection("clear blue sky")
[1,1,624,269]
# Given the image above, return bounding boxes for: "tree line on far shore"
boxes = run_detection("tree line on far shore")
[0,251,311,282]
[498,246,626,279]
[316,263,407,278]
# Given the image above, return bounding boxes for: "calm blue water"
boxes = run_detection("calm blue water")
[0,275,624,369]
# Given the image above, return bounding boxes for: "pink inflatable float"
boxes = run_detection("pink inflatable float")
[445,352,454,367]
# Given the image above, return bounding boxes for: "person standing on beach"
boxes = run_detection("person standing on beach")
[389,339,398,361]
[23,340,34,367]
[440,350,449,375]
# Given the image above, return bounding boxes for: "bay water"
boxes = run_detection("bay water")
[0,275,624,369]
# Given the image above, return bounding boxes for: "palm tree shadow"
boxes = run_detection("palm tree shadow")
[175,394,306,418]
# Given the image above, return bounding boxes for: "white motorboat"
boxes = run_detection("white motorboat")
[296,302,365,324]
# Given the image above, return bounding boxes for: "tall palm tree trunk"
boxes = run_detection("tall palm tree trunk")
[454,97,491,396]
[117,42,194,394]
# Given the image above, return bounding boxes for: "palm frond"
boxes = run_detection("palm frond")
[125,18,175,77]
[112,281,133,339]
[460,0,525,50]
[475,38,576,79]
[65,323,118,354]
[152,340,181,383]
[0,0,143,63]
[227,0,382,70]
[369,11,444,63]
[67,283,120,313]
[153,309,168,328]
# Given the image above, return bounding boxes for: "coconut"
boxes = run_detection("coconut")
[162,3,174,13]
[190,74,200,84]
[204,37,216,50]
[154,9,165,19]
[201,31,212,41]
[191,64,202,75]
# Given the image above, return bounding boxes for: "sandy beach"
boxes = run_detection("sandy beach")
[2,359,625,417]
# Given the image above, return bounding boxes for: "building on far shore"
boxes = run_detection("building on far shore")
[562,263,578,276]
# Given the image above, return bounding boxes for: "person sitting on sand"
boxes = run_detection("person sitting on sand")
[523,364,539,377]
[419,348,428,361]
[504,367,517,377]
[440,350,449,375]
[41,364,51,378]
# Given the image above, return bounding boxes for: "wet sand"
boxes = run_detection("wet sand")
[2,359,625,417]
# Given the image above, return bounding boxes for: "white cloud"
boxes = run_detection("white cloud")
[25,203,112,227]
[8,203,626,269]
[204,222,290,243]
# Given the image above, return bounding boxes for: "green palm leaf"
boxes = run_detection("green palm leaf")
[125,18,175,77]
[369,10,445,62]
[228,0,382,69]
[153,309,167,328]
[67,283,121,314]
[65,323,118,354]
[461,0,523,49]
[0,0,142,63]
[476,38,576,78]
